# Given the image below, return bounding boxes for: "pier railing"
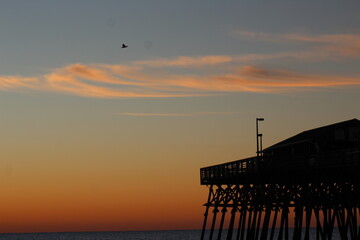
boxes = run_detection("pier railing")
[200,156,257,185]
[200,150,360,185]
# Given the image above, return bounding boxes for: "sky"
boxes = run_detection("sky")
[0,0,360,233]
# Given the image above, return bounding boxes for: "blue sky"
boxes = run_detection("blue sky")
[2,1,359,73]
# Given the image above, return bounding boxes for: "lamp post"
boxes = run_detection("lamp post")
[259,133,263,157]
[256,118,264,159]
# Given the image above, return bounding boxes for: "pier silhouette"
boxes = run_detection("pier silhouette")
[200,119,360,240]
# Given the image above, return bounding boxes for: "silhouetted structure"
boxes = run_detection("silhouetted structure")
[200,119,360,240]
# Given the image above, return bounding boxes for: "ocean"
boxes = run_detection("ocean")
[0,229,345,240]
[0,230,200,240]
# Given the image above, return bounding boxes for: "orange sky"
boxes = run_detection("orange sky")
[0,1,360,234]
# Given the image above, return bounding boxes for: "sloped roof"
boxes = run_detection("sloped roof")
[265,119,360,150]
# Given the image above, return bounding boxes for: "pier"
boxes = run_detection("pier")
[200,119,360,240]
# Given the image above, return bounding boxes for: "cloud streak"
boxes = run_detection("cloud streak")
[233,31,360,61]
[0,62,359,98]
[1,31,360,98]
[117,112,239,117]
[0,76,40,90]
[133,55,233,68]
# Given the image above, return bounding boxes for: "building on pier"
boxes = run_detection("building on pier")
[200,119,360,240]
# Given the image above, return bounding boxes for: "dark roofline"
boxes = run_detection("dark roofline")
[265,118,360,151]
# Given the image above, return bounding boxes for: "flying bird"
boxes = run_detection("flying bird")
[121,43,128,48]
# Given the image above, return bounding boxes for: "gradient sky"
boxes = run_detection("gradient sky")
[1,0,360,233]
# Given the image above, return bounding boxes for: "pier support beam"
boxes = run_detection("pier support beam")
[201,181,360,240]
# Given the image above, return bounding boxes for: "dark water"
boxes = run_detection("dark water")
[0,230,200,240]
[0,229,343,239]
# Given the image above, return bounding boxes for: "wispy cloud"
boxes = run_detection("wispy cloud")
[133,55,233,68]
[0,76,40,90]
[233,31,360,60]
[283,33,360,59]
[0,62,359,98]
[238,66,360,89]
[1,31,360,98]
[117,112,239,117]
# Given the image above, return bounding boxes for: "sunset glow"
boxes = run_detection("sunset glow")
[0,0,359,234]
